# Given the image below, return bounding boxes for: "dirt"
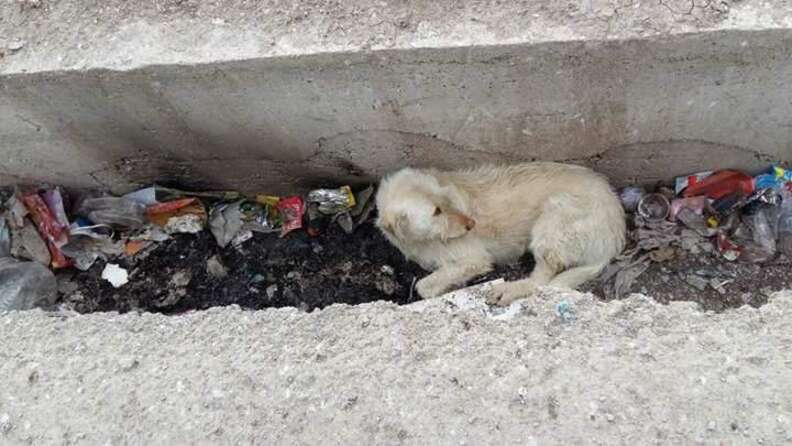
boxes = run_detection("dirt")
[583,250,792,312]
[56,221,534,314]
[56,212,792,314]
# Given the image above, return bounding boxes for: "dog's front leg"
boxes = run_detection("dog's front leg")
[415,262,492,299]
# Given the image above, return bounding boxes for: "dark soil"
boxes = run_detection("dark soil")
[58,222,535,314]
[583,250,791,312]
[57,220,791,315]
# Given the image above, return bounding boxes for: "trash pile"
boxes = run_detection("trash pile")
[600,165,792,303]
[0,184,381,312]
[3,164,791,314]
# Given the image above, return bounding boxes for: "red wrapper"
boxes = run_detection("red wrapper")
[276,196,304,237]
[22,193,72,269]
[683,170,754,200]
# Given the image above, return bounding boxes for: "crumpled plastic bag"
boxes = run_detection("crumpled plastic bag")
[77,197,146,229]
[0,257,57,311]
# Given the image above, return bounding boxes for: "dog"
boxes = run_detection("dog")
[375,162,626,305]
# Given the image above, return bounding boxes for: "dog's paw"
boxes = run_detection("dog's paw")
[415,276,448,299]
[485,281,537,306]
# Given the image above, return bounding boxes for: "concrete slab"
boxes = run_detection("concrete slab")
[1,289,791,444]
[1,1,791,193]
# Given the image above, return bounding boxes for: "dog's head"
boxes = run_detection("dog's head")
[375,168,476,244]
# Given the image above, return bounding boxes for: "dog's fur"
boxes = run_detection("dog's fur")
[376,162,626,305]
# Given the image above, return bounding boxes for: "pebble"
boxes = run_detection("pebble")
[605,413,615,423]
[266,284,278,299]
[8,40,25,51]
[118,356,139,372]
[0,413,11,435]
[170,271,191,288]
[381,265,395,275]
[684,274,708,291]
[707,420,716,431]
[206,255,228,279]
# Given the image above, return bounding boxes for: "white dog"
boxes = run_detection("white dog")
[375,162,626,305]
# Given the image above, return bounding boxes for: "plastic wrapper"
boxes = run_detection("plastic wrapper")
[676,208,715,237]
[669,196,711,221]
[102,263,129,288]
[78,196,146,229]
[210,200,278,248]
[306,203,327,237]
[675,171,712,195]
[754,165,792,191]
[619,187,645,212]
[0,214,10,257]
[239,201,278,233]
[306,186,356,215]
[682,169,754,200]
[61,222,119,270]
[255,195,280,208]
[5,193,28,228]
[146,198,207,234]
[777,190,792,257]
[61,234,124,271]
[41,187,69,233]
[335,212,354,234]
[636,193,670,221]
[23,193,71,269]
[0,257,57,311]
[10,220,51,265]
[716,232,740,261]
[276,196,305,237]
[125,185,240,206]
[738,208,776,263]
[210,202,244,248]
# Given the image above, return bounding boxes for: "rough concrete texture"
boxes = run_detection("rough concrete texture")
[2,1,792,193]
[1,288,791,444]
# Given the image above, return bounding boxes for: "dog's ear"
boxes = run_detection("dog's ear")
[433,186,475,240]
[435,206,475,240]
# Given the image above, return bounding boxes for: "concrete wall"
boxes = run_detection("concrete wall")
[1,1,791,194]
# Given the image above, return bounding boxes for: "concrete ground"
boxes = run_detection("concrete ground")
[1,288,791,445]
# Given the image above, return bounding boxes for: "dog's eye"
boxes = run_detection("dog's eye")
[433,207,442,216]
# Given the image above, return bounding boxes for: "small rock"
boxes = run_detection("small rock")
[206,255,228,279]
[709,278,728,294]
[605,413,615,423]
[118,356,139,371]
[8,40,25,51]
[250,274,266,284]
[649,246,676,262]
[286,271,301,280]
[56,276,80,295]
[170,270,191,288]
[380,265,395,275]
[707,420,716,431]
[266,284,278,299]
[0,413,11,435]
[376,278,396,296]
[684,274,708,291]
[157,270,192,307]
